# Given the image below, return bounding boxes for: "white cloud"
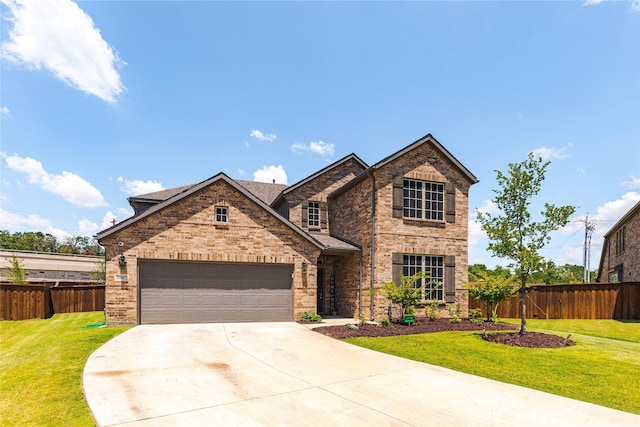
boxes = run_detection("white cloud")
[0,207,71,241]
[468,200,499,254]
[310,141,335,158]
[0,106,10,116]
[117,177,164,196]
[476,199,499,215]
[1,0,125,103]
[291,140,335,158]
[253,165,288,185]
[238,169,246,177]
[556,246,584,266]
[1,152,106,207]
[291,142,306,153]
[77,218,98,236]
[531,143,572,160]
[622,176,640,189]
[584,0,639,12]
[250,130,277,142]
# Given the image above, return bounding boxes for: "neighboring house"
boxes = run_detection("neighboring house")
[0,250,101,284]
[97,134,478,324]
[597,201,640,283]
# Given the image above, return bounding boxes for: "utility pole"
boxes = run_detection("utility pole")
[582,215,596,283]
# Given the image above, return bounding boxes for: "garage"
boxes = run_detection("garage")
[139,260,293,324]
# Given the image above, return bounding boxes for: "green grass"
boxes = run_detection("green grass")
[0,312,130,427]
[346,319,640,414]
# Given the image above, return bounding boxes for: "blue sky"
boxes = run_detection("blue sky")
[1,0,639,269]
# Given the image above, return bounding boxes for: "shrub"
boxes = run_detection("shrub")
[447,304,461,323]
[427,300,439,321]
[468,308,484,324]
[378,317,391,327]
[376,271,438,321]
[301,312,322,322]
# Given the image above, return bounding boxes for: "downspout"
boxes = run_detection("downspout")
[367,170,376,320]
[359,249,363,318]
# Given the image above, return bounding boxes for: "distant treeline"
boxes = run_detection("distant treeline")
[469,262,597,285]
[0,230,104,256]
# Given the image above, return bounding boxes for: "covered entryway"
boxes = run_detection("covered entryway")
[139,260,293,324]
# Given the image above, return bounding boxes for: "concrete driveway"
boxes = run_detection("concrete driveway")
[84,322,639,426]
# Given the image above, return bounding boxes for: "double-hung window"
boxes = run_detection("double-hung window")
[615,226,626,255]
[403,179,444,221]
[403,254,444,301]
[307,201,320,228]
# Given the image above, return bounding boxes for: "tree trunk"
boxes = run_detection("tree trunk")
[519,284,527,335]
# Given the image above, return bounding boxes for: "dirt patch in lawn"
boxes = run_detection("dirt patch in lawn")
[310,319,575,348]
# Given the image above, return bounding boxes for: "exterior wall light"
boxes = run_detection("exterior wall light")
[302,261,307,272]
[118,254,127,268]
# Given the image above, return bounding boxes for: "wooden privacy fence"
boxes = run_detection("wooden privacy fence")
[0,283,105,321]
[469,282,640,320]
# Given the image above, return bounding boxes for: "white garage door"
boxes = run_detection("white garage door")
[139,260,293,324]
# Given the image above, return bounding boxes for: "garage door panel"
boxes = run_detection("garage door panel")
[140,261,292,324]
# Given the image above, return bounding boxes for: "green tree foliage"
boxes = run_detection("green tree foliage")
[467,270,517,321]
[4,255,28,284]
[0,230,58,252]
[469,263,590,285]
[377,271,436,321]
[476,153,576,334]
[0,230,104,255]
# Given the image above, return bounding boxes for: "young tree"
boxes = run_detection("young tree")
[90,257,106,285]
[4,255,28,285]
[377,271,434,321]
[467,270,517,321]
[476,153,576,334]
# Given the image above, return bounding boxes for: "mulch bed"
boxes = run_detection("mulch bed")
[309,318,575,348]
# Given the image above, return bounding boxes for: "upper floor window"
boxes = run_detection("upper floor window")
[308,201,320,227]
[615,226,626,255]
[403,179,444,221]
[215,206,228,223]
[403,254,444,301]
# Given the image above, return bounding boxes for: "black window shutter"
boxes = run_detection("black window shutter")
[392,252,403,286]
[392,176,403,219]
[301,201,308,228]
[320,202,328,229]
[445,182,456,223]
[444,255,456,303]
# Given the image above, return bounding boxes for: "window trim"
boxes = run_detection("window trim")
[307,201,320,228]
[402,254,445,302]
[215,205,228,223]
[402,179,445,222]
[615,226,626,255]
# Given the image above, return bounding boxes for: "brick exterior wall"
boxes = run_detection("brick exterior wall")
[599,205,640,283]
[100,179,321,324]
[330,141,473,320]
[100,136,475,324]
[275,158,365,233]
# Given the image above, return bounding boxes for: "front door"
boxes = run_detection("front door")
[316,269,325,313]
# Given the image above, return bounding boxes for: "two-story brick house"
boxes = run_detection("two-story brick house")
[597,200,640,283]
[97,134,478,324]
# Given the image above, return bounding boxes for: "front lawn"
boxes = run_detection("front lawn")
[0,312,130,427]
[345,319,640,414]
